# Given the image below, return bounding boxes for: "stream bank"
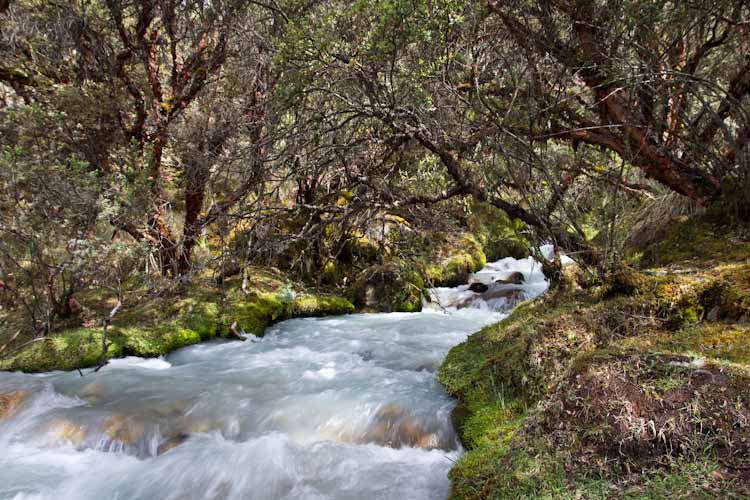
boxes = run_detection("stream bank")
[438,215,750,499]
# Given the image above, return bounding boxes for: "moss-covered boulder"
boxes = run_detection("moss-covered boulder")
[468,202,530,261]
[425,234,487,287]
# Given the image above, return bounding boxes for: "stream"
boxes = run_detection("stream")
[0,255,548,500]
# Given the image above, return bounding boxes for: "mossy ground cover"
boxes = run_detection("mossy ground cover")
[0,266,354,373]
[438,215,750,499]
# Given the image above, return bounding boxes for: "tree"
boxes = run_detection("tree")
[486,0,749,205]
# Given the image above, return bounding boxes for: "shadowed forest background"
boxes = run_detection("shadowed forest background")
[1,1,749,498]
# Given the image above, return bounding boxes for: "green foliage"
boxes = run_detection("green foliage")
[425,234,487,287]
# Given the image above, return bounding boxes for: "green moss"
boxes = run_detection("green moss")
[605,266,651,297]
[180,301,221,339]
[223,292,287,335]
[649,323,750,365]
[468,202,530,261]
[1,270,353,373]
[0,327,123,372]
[119,324,202,357]
[640,215,750,267]
[426,234,487,287]
[450,447,739,500]
[439,215,750,499]
[291,294,355,317]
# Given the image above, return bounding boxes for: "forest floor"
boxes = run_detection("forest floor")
[438,214,750,499]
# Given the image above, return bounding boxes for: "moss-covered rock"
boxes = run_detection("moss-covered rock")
[0,268,354,373]
[349,264,424,312]
[425,234,487,287]
[468,202,530,261]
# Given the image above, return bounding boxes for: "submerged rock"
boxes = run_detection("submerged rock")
[79,383,102,403]
[157,432,190,455]
[359,403,453,450]
[0,390,26,420]
[101,415,146,445]
[46,418,86,446]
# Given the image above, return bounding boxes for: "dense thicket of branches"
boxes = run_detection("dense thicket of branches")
[1,0,748,332]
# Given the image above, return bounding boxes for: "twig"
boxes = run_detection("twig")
[95,283,123,372]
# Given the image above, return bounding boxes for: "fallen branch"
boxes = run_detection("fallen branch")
[94,292,123,373]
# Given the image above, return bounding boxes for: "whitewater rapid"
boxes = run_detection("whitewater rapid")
[0,255,549,500]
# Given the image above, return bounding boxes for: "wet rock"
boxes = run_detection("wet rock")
[186,418,217,434]
[452,296,477,309]
[145,399,189,418]
[157,432,190,455]
[0,390,26,420]
[101,415,146,445]
[482,288,523,304]
[468,282,489,293]
[358,350,375,362]
[706,305,720,322]
[46,418,86,446]
[360,403,452,450]
[494,271,525,285]
[375,403,403,421]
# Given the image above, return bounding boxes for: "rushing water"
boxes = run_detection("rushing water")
[0,256,548,500]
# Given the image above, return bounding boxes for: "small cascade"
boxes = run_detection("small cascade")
[425,254,550,314]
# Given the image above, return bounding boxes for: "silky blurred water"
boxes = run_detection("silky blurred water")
[0,257,548,500]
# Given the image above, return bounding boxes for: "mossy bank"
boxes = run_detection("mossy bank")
[438,215,750,499]
[0,267,354,373]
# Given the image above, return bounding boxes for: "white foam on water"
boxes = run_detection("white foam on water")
[107,356,172,370]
